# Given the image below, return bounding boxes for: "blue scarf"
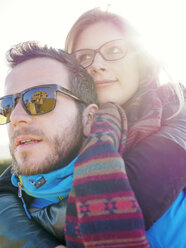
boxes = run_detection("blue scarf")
[11,157,77,209]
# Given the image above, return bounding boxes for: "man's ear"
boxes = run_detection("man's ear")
[82,104,98,137]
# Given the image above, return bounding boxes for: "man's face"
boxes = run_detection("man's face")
[5,57,83,175]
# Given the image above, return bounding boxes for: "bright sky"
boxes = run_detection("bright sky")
[0,0,186,157]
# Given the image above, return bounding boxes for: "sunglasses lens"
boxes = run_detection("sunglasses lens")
[23,87,56,115]
[0,97,14,124]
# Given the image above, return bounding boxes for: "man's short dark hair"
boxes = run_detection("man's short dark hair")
[6,41,98,112]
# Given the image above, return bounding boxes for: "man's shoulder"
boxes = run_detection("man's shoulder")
[0,165,12,180]
[0,165,16,193]
[146,191,186,248]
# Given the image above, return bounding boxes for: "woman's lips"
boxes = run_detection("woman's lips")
[95,80,117,88]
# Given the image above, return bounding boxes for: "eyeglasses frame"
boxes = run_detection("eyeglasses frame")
[72,39,128,68]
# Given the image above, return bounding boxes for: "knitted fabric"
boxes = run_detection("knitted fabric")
[65,82,182,247]
[124,81,162,151]
[65,102,150,248]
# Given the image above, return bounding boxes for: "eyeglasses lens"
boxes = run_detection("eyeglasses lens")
[75,50,94,68]
[101,40,127,61]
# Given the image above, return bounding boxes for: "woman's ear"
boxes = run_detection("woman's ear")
[82,104,98,137]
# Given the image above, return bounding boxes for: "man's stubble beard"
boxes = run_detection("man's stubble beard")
[10,114,84,175]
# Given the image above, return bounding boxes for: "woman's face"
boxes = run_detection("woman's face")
[73,21,140,106]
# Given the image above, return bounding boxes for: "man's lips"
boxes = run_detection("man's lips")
[15,136,42,148]
[95,80,117,87]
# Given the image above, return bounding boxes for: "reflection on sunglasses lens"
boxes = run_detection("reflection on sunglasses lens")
[23,87,55,115]
[0,97,14,124]
[0,84,82,125]
[0,87,57,124]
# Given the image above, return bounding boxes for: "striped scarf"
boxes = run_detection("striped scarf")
[125,80,174,151]
[65,81,177,247]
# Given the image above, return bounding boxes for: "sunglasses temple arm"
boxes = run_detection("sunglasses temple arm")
[60,90,85,104]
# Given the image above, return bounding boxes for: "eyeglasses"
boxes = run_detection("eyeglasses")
[0,84,85,125]
[72,39,128,68]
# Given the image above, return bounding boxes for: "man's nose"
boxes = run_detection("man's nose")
[10,100,32,127]
[88,52,108,74]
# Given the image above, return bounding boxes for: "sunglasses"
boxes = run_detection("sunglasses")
[72,39,128,68]
[0,84,85,125]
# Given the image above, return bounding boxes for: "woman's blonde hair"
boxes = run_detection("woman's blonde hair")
[65,7,184,118]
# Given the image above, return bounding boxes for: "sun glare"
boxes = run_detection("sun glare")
[0,0,186,156]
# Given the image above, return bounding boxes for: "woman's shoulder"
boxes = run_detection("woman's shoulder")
[159,83,186,124]
[143,83,186,149]
[163,97,186,120]
[159,98,186,150]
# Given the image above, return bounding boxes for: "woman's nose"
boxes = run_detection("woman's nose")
[88,53,108,74]
[10,100,32,127]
